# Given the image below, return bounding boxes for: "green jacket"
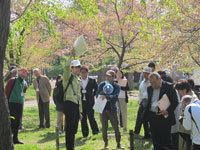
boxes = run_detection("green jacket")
[9,77,27,104]
[63,57,82,113]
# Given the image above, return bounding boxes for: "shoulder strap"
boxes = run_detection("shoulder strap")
[188,106,200,133]
[64,74,74,94]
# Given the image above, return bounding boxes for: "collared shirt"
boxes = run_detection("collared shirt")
[138,79,151,104]
[150,88,160,113]
[81,76,89,89]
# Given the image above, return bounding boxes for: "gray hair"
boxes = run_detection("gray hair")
[148,72,161,80]
[181,95,192,104]
[33,68,40,72]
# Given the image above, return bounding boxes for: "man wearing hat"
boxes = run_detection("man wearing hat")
[134,67,152,139]
[5,68,28,144]
[62,49,83,150]
[4,65,18,82]
[96,70,124,149]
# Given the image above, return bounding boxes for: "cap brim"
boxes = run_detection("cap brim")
[73,65,81,67]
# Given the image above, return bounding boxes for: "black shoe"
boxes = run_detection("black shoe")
[39,125,45,128]
[13,139,24,144]
[116,144,125,149]
[104,144,109,149]
[93,131,99,135]
[83,135,88,138]
[133,131,139,135]
[142,136,151,140]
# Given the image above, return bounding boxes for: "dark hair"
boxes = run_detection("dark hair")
[161,74,173,83]
[158,71,166,76]
[187,79,195,90]
[80,66,89,72]
[175,79,191,93]
[148,62,155,68]
[118,70,124,79]
[55,75,62,86]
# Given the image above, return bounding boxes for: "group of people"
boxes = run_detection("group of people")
[52,49,129,150]
[135,62,200,150]
[5,66,52,145]
[4,52,200,150]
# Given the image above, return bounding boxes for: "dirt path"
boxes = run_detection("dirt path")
[24,99,55,108]
[24,92,138,108]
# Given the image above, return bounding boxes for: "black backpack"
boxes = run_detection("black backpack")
[53,75,74,103]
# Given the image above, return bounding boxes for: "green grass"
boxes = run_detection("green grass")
[15,101,153,150]
[25,84,36,100]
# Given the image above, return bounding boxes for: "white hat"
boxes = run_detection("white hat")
[143,67,152,73]
[70,60,81,67]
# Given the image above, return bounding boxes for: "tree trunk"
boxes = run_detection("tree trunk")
[0,0,12,150]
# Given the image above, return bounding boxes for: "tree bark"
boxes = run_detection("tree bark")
[0,0,12,150]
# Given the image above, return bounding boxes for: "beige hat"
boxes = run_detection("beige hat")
[143,67,152,73]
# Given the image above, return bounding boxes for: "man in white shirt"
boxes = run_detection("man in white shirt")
[182,95,200,150]
[134,67,152,139]
[80,66,99,137]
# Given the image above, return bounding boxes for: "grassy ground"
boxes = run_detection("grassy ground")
[15,101,153,150]
[25,84,36,100]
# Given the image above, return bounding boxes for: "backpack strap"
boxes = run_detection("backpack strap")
[188,106,200,133]
[64,74,74,94]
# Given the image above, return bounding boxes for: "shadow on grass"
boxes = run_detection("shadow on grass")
[59,136,89,148]
[20,128,41,133]
[37,131,56,143]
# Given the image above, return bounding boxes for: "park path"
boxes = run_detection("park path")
[24,99,55,107]
[24,92,138,108]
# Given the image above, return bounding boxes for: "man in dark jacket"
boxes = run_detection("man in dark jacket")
[80,66,99,137]
[144,72,178,150]
[96,70,124,149]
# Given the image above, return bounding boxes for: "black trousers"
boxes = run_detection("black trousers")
[38,96,50,128]
[9,102,23,139]
[134,104,150,137]
[149,112,172,150]
[81,102,99,137]
[63,101,79,150]
[193,143,200,150]
[171,133,178,150]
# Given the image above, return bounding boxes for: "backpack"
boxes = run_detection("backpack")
[6,78,16,100]
[53,75,74,103]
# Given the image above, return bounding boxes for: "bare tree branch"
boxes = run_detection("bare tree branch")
[122,61,150,69]
[188,46,200,67]
[125,32,139,48]
[11,0,33,23]
[94,47,113,61]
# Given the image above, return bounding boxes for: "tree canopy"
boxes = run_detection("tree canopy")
[4,0,200,72]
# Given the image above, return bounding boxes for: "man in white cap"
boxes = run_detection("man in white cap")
[62,49,83,150]
[134,67,152,139]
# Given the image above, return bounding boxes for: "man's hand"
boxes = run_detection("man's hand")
[101,95,106,100]
[159,110,168,116]
[80,113,83,120]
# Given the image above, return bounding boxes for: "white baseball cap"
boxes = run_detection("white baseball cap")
[70,60,81,67]
[143,67,152,73]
